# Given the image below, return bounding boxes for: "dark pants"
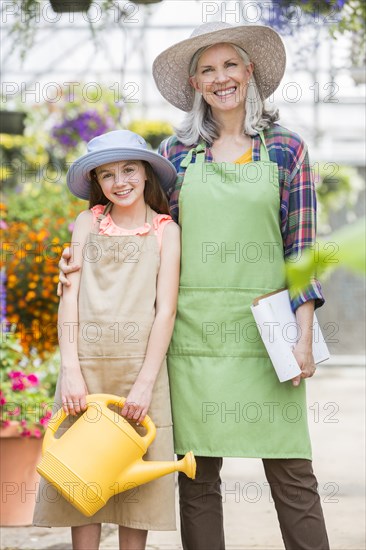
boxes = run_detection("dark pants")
[178,456,329,550]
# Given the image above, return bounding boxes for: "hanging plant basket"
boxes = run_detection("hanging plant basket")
[50,0,92,13]
[0,111,26,135]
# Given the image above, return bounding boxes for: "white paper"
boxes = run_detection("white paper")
[251,290,330,382]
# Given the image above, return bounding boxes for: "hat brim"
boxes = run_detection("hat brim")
[67,147,177,200]
[153,25,286,112]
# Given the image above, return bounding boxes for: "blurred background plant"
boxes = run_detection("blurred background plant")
[6,0,163,61]
[261,0,366,71]
[0,327,58,437]
[315,163,364,233]
[127,119,173,149]
[48,84,121,163]
[1,185,83,356]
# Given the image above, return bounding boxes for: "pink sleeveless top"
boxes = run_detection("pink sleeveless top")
[91,205,173,250]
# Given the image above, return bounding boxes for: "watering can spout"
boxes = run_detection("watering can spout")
[120,451,196,491]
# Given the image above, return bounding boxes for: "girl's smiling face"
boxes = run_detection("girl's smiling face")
[95,160,147,207]
[189,43,253,115]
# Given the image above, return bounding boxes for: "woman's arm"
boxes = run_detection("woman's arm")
[122,221,181,423]
[57,246,80,297]
[283,148,325,312]
[291,299,316,387]
[58,210,92,415]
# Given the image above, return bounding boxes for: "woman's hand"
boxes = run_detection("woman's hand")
[60,365,88,416]
[121,382,153,424]
[57,246,81,297]
[291,342,316,387]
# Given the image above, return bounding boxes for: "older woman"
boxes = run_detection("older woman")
[152,22,329,550]
[59,22,329,550]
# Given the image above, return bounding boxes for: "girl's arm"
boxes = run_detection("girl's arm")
[58,210,92,415]
[122,221,181,423]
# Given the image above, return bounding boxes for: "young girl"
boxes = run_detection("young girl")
[33,130,180,550]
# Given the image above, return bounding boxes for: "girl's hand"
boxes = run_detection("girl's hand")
[291,342,316,387]
[57,246,81,297]
[122,383,153,424]
[60,366,88,416]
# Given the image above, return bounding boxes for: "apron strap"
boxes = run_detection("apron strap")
[91,201,113,233]
[259,131,270,162]
[181,136,269,166]
[180,143,206,168]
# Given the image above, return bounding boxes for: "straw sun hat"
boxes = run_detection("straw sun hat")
[153,22,286,112]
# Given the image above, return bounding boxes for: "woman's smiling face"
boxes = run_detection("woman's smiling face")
[189,43,253,115]
[95,160,146,207]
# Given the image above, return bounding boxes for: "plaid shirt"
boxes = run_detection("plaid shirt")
[158,123,324,312]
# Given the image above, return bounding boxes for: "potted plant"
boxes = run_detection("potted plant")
[50,0,92,13]
[0,111,26,135]
[52,109,115,151]
[0,328,57,525]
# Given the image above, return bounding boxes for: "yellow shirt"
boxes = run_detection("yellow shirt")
[234,148,252,164]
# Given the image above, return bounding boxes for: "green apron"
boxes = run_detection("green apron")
[168,133,312,459]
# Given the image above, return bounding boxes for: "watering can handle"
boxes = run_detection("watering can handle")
[102,394,157,449]
[42,406,68,455]
[42,394,157,455]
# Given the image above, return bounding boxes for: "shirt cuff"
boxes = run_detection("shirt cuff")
[289,278,325,312]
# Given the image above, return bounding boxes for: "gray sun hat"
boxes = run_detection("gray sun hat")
[152,22,286,112]
[66,130,177,199]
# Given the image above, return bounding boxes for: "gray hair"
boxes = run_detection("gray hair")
[175,44,279,146]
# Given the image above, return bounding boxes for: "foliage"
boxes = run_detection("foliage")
[0,132,50,190]
[315,163,364,233]
[49,84,121,159]
[127,120,174,149]
[1,181,84,356]
[262,0,365,59]
[1,83,122,189]
[0,327,58,437]
[5,0,161,61]
[52,110,114,150]
[286,217,366,292]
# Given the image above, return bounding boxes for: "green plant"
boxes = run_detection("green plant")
[6,0,162,61]
[315,163,364,234]
[128,120,173,149]
[286,217,366,292]
[0,327,58,437]
[2,180,84,356]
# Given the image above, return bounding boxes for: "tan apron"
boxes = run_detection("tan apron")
[33,205,176,530]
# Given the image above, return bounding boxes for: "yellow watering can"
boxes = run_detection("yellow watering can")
[36,394,196,517]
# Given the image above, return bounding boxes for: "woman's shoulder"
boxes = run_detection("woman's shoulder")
[158,135,193,161]
[263,123,308,172]
[263,123,306,150]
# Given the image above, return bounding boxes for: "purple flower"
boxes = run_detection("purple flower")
[262,0,345,34]
[52,110,114,150]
